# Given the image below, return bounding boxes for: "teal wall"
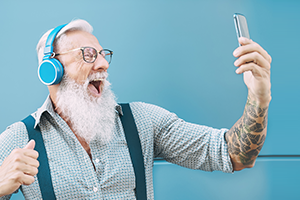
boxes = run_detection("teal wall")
[0,0,299,199]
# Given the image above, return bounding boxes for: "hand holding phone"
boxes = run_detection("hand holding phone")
[232,13,272,105]
[233,13,250,46]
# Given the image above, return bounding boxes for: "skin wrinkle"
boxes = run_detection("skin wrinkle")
[54,30,101,86]
[54,33,76,59]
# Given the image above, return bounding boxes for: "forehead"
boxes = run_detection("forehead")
[65,30,102,49]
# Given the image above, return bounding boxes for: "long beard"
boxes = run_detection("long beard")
[56,72,117,143]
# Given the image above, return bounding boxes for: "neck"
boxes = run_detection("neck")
[48,84,59,109]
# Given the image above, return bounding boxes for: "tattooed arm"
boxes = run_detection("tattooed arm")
[225,94,269,170]
[225,37,272,171]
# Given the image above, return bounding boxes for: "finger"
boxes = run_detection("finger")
[234,39,272,63]
[23,165,39,177]
[14,162,39,176]
[8,148,38,163]
[23,149,39,160]
[238,37,252,46]
[234,52,270,70]
[23,140,35,150]
[20,174,36,186]
[23,157,40,168]
[236,62,268,77]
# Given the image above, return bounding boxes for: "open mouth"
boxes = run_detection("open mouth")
[88,78,104,97]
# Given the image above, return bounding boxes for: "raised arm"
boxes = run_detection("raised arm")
[225,37,272,171]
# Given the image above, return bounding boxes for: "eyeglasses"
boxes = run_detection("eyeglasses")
[55,47,113,64]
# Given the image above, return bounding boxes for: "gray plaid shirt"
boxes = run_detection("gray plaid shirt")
[0,96,233,200]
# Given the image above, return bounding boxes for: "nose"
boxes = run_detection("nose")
[92,54,109,72]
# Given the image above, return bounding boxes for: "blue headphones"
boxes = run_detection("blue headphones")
[38,24,67,85]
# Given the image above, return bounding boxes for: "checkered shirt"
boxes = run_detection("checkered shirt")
[0,96,233,200]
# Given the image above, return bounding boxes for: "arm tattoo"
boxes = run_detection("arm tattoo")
[225,97,268,167]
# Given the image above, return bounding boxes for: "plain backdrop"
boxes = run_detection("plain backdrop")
[1,0,299,155]
[0,0,299,199]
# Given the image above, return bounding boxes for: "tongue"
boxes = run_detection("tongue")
[88,81,101,96]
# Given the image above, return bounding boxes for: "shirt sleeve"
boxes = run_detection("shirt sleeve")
[135,102,233,173]
[0,195,12,200]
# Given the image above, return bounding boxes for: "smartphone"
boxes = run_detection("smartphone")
[233,13,250,46]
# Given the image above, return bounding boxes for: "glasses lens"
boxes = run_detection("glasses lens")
[101,50,113,64]
[83,47,97,63]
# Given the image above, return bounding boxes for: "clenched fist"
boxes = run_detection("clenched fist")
[0,140,39,197]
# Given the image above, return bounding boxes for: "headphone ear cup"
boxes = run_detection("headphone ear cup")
[38,58,64,85]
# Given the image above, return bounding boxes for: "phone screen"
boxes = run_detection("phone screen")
[234,13,250,40]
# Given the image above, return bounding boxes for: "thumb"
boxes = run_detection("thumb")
[238,37,252,46]
[23,140,36,150]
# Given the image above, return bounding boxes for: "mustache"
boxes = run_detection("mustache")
[60,71,110,91]
[81,71,110,88]
[87,72,108,82]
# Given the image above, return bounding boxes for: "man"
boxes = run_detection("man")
[0,19,271,199]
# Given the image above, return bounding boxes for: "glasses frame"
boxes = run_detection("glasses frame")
[54,47,113,64]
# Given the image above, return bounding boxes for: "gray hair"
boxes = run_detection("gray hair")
[36,19,93,65]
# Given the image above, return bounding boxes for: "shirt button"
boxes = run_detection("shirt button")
[93,187,98,192]
[95,158,100,163]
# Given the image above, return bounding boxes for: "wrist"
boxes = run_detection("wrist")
[0,186,3,198]
[248,91,271,108]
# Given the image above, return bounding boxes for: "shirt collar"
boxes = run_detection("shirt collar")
[116,104,123,116]
[34,95,56,128]
[34,95,124,128]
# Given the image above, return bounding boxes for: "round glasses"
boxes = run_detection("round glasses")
[55,47,113,64]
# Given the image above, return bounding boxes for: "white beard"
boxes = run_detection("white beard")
[56,72,117,143]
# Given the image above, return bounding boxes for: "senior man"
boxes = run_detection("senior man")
[0,19,271,199]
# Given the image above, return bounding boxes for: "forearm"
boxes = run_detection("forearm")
[225,94,269,171]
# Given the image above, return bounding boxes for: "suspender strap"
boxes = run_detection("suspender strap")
[22,115,56,200]
[21,103,146,200]
[120,103,147,200]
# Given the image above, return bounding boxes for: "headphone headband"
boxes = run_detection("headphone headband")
[43,24,67,59]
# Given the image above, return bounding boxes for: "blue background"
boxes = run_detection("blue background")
[0,0,299,199]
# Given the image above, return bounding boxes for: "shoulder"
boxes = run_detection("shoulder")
[0,121,29,164]
[129,102,176,116]
[0,121,29,142]
[128,102,179,126]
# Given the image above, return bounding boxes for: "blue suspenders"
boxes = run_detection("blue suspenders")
[21,103,147,200]
[119,103,147,200]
